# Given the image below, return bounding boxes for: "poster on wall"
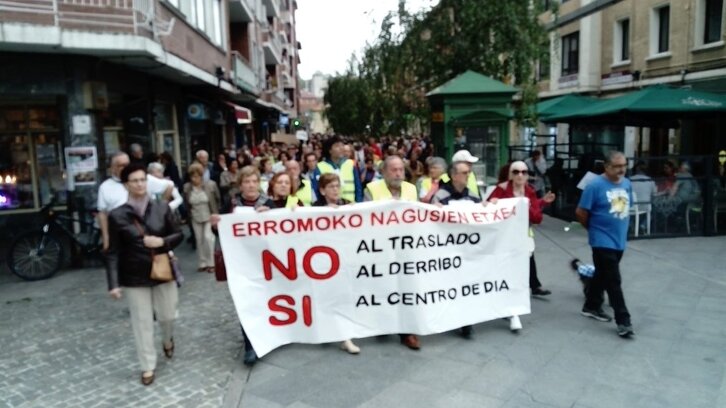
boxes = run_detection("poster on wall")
[64,146,98,187]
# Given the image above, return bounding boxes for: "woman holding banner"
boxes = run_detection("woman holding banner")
[313,173,361,354]
[215,165,275,366]
[268,172,306,208]
[488,161,556,332]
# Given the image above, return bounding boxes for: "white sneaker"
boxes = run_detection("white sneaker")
[509,315,522,332]
[340,339,360,354]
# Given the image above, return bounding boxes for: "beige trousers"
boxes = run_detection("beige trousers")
[125,282,178,372]
[192,220,215,268]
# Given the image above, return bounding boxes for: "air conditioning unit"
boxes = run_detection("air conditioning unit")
[82,81,109,110]
[187,103,207,120]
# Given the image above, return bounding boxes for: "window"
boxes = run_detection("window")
[195,1,206,32]
[650,5,670,55]
[704,0,724,44]
[537,38,550,80]
[211,0,223,46]
[561,31,579,76]
[614,18,630,63]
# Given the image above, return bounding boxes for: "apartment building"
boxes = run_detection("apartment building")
[0,0,299,219]
[529,0,726,237]
[536,0,725,158]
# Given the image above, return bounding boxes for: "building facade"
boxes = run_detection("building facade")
[529,0,726,236]
[535,0,725,157]
[0,0,299,222]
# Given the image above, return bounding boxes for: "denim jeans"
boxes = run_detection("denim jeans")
[584,248,631,326]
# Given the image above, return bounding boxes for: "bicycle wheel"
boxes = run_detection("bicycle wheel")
[8,232,64,281]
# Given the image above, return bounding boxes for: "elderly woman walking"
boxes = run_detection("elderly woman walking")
[106,163,183,386]
[183,163,221,272]
[488,160,555,332]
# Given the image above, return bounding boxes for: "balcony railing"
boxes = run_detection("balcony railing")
[262,0,279,18]
[232,51,258,94]
[0,0,174,39]
[261,24,282,64]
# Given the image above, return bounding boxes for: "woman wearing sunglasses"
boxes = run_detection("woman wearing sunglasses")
[488,161,556,332]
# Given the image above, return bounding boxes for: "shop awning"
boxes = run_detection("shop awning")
[536,94,598,120]
[225,102,253,124]
[544,85,726,124]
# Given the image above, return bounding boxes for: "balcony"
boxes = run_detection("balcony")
[262,0,279,18]
[281,70,293,88]
[261,25,282,65]
[229,0,254,23]
[232,51,258,94]
[0,0,174,39]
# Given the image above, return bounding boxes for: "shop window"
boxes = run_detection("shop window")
[0,106,66,212]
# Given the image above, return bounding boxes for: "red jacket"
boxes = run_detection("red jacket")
[487,181,546,225]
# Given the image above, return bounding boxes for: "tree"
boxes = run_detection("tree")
[323,74,372,136]
[324,0,551,135]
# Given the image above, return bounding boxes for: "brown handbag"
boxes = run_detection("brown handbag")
[133,219,173,282]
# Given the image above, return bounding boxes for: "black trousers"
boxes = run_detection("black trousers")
[240,325,255,353]
[529,255,541,289]
[584,248,631,325]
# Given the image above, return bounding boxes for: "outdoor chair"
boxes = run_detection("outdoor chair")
[629,192,651,237]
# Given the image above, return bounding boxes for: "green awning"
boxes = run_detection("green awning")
[544,85,726,124]
[536,94,598,120]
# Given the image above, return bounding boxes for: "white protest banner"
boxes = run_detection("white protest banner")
[218,198,530,357]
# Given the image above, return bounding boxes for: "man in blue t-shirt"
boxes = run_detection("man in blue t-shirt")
[575,151,634,338]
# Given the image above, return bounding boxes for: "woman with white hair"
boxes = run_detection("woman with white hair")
[417,157,447,203]
[488,160,556,332]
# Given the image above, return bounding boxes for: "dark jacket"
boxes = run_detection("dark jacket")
[229,193,274,212]
[431,181,481,205]
[312,197,351,207]
[105,201,183,290]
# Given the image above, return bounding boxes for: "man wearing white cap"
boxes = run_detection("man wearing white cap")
[451,150,481,198]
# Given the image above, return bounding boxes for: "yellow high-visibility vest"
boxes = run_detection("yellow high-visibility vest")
[366,179,417,202]
[285,195,300,208]
[295,179,313,206]
[317,159,356,202]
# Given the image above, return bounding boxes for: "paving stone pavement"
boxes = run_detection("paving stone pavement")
[2,218,726,408]
[0,236,242,408]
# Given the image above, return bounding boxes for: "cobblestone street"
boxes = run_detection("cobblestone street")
[3,218,726,408]
[0,240,241,408]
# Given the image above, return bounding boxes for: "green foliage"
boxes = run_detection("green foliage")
[324,0,549,135]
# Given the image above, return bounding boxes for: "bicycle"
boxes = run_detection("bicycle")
[7,199,102,281]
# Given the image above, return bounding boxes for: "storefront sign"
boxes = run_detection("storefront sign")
[72,115,92,135]
[271,132,298,145]
[218,199,530,356]
[558,74,579,89]
[602,71,633,87]
[64,146,98,187]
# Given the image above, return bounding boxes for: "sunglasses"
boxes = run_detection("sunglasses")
[511,169,530,175]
